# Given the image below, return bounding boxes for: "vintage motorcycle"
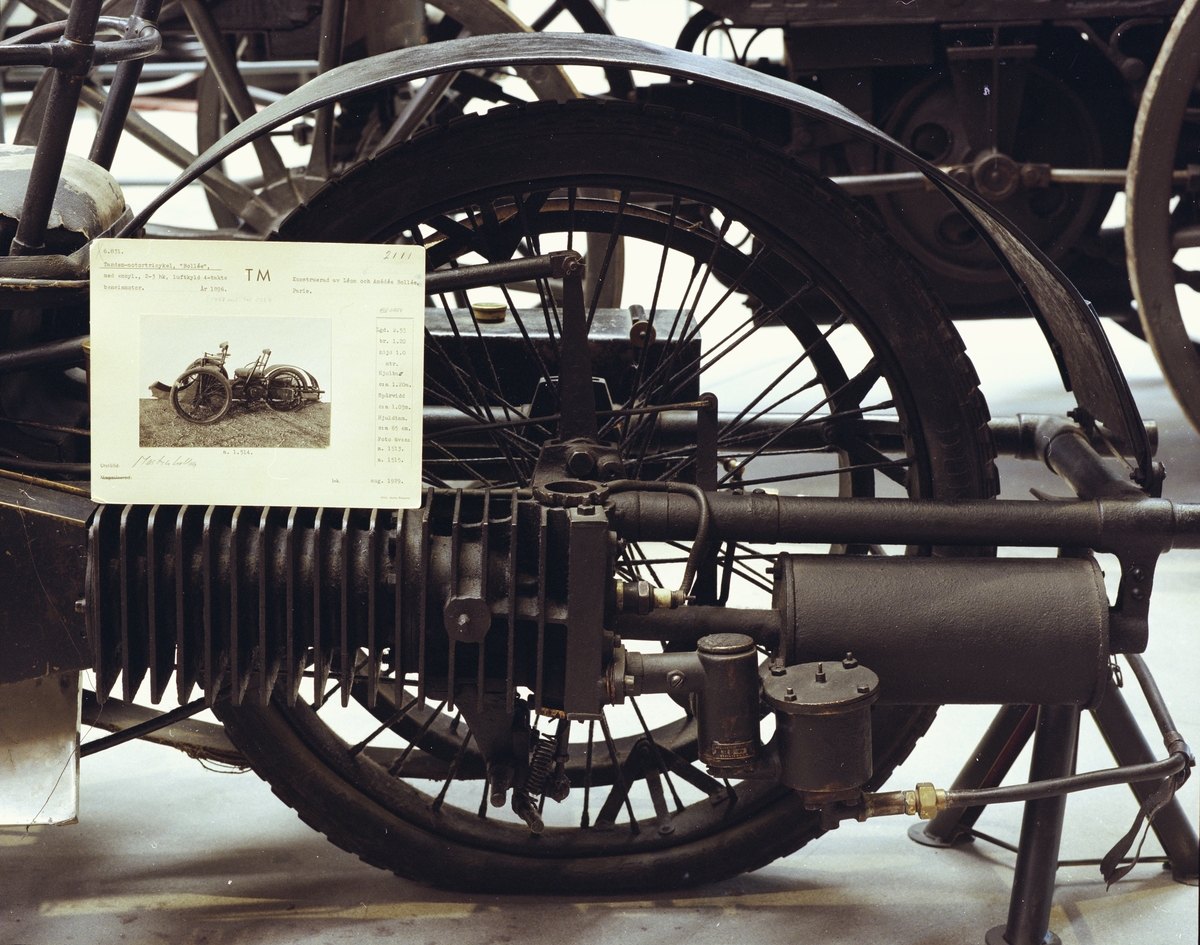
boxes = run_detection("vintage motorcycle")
[167,341,322,424]
[0,2,1197,944]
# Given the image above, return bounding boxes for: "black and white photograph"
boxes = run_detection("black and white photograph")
[138,314,332,449]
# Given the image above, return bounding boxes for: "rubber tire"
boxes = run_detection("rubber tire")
[217,101,998,893]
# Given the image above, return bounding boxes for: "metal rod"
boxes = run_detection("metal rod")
[830,167,1192,196]
[305,0,345,184]
[179,0,290,187]
[989,705,1080,945]
[79,695,209,757]
[945,749,1187,808]
[426,252,579,295]
[10,0,104,255]
[89,0,163,169]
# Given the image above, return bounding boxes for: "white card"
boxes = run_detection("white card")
[90,239,425,508]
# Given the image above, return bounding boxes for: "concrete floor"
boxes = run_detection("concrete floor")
[3,22,1199,944]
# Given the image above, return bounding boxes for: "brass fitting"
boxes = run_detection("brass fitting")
[862,782,947,820]
[904,782,948,820]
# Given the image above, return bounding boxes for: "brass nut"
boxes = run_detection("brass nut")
[914,782,946,820]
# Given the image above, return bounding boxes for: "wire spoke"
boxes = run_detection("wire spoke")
[388,699,448,776]
[631,698,684,813]
[430,730,474,812]
[349,695,420,758]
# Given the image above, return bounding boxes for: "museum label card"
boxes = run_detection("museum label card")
[90,239,425,508]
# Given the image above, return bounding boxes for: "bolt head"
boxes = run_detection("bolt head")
[667,670,686,689]
[566,448,596,477]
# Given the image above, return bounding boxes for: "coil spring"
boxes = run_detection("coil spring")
[524,732,558,799]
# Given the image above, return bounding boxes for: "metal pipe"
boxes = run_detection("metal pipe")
[614,607,781,646]
[1126,652,1183,742]
[608,491,1200,552]
[423,410,1156,461]
[305,0,346,182]
[426,251,580,295]
[913,705,1037,846]
[988,414,1158,460]
[945,748,1186,808]
[4,59,321,84]
[0,335,87,373]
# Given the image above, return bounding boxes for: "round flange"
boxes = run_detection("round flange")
[985,926,1061,945]
[532,478,609,507]
[907,821,972,849]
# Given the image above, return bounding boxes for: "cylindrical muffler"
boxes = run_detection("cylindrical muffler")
[773,554,1110,708]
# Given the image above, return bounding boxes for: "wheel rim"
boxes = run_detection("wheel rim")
[1127,0,1200,432]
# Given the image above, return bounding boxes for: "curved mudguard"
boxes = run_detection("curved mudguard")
[268,364,323,401]
[120,32,1153,485]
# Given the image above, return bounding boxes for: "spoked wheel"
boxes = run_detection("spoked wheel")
[265,368,307,412]
[170,366,232,424]
[1126,0,1200,433]
[215,102,998,894]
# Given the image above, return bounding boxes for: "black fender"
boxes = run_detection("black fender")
[267,363,321,391]
[120,32,1152,485]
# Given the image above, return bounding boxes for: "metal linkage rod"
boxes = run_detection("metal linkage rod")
[425,251,581,296]
[79,695,211,757]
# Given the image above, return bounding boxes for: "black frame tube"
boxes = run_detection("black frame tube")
[90,0,165,170]
[609,492,1200,552]
[10,0,106,255]
[997,705,1080,945]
